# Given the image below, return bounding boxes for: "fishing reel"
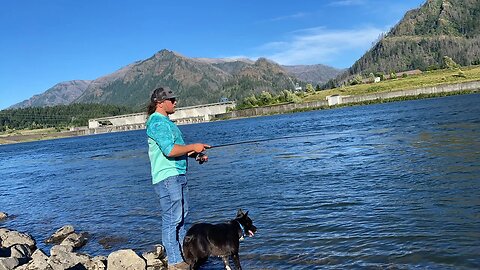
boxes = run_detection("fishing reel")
[194,152,207,164]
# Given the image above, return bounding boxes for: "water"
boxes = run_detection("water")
[1,94,480,269]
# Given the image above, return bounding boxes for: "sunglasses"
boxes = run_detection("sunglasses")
[164,98,176,103]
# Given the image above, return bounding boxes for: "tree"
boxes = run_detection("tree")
[279,90,301,103]
[350,74,363,85]
[241,95,258,108]
[443,56,460,69]
[305,84,315,93]
[258,91,273,106]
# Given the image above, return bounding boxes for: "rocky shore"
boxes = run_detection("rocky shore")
[0,212,168,270]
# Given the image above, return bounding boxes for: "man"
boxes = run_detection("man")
[146,86,209,270]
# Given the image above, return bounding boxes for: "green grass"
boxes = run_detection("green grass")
[303,65,480,102]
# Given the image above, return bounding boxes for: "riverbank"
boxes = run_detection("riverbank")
[213,87,479,120]
[0,212,168,270]
[0,128,80,145]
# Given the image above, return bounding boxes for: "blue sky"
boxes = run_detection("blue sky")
[0,0,425,110]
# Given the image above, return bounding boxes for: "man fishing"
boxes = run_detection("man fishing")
[146,86,209,270]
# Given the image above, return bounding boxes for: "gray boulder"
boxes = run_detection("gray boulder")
[0,229,9,246]
[107,249,146,270]
[50,244,73,256]
[23,249,52,270]
[89,256,107,270]
[47,248,91,270]
[0,257,19,270]
[0,231,35,249]
[45,225,75,244]
[9,244,32,259]
[142,245,167,270]
[60,232,89,250]
[0,213,7,221]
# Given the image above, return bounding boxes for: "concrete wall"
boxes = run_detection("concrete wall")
[215,100,328,119]
[341,81,480,104]
[88,112,146,128]
[88,101,236,129]
[79,123,146,135]
[170,102,235,122]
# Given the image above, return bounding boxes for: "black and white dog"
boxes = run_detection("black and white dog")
[183,209,257,270]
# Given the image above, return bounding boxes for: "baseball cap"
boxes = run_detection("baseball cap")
[151,87,176,102]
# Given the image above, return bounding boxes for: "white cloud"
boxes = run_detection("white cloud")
[254,26,385,66]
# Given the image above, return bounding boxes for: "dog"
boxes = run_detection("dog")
[182,209,257,270]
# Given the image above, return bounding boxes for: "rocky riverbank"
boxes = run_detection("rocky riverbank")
[0,212,168,270]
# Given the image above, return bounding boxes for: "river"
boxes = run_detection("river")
[1,94,479,269]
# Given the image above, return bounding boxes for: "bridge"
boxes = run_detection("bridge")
[86,101,236,133]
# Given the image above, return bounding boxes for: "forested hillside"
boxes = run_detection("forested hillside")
[332,0,480,85]
[0,104,135,132]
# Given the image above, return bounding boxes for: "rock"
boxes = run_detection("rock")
[60,232,89,250]
[107,249,146,270]
[0,257,19,270]
[0,229,10,245]
[9,244,33,259]
[45,225,75,244]
[50,244,73,256]
[0,231,35,249]
[48,249,91,270]
[0,213,7,221]
[25,249,52,270]
[142,245,167,270]
[11,264,28,270]
[88,256,107,270]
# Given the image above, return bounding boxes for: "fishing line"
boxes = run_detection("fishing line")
[209,131,326,149]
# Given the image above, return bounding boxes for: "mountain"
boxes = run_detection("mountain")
[219,58,305,102]
[8,80,91,109]
[74,50,233,108]
[72,50,340,109]
[282,64,344,86]
[9,50,340,110]
[335,0,480,83]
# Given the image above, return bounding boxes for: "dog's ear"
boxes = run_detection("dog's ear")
[236,209,244,218]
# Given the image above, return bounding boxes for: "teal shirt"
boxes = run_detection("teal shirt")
[146,112,187,184]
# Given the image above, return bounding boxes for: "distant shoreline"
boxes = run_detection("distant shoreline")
[0,130,81,145]
[1,90,478,146]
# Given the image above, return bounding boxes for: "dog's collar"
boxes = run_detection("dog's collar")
[236,221,246,240]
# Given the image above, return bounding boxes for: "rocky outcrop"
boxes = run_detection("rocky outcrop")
[107,250,146,270]
[45,225,75,244]
[0,213,168,270]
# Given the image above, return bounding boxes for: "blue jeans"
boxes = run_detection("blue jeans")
[153,174,189,265]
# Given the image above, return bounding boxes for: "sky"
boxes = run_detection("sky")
[0,0,425,110]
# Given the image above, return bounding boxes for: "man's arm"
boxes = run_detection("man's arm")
[167,143,210,158]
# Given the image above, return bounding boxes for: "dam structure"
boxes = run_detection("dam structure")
[84,101,236,135]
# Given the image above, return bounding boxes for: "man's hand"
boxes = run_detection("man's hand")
[192,143,211,153]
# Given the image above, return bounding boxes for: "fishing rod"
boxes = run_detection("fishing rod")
[209,131,326,149]
[193,131,326,163]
